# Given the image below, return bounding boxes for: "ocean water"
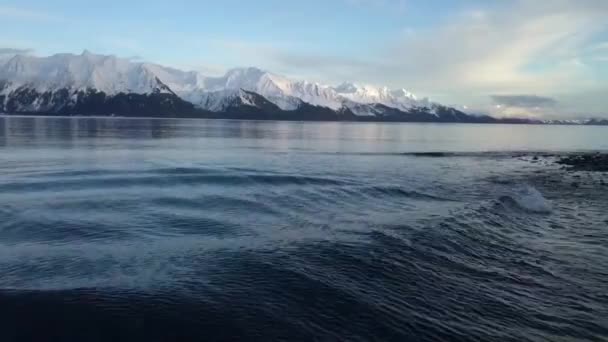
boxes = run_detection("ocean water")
[0,116,607,342]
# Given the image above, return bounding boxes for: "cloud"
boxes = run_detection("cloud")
[589,42,608,52]
[586,41,608,63]
[161,0,608,118]
[272,53,376,82]
[0,48,33,55]
[479,95,561,119]
[343,0,407,11]
[383,1,608,93]
[239,0,608,117]
[209,38,381,83]
[491,95,558,108]
[0,6,61,22]
[248,1,607,92]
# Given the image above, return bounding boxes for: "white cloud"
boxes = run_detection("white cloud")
[381,1,607,93]
[234,0,608,118]
[491,95,558,108]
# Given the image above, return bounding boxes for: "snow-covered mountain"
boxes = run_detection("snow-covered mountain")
[0,50,172,95]
[172,67,430,112]
[0,51,502,122]
[204,68,341,110]
[0,51,180,114]
[335,82,429,112]
[542,118,608,126]
[187,88,279,112]
[0,51,433,112]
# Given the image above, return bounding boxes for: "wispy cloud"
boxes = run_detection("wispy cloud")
[0,47,33,55]
[209,38,379,83]
[126,55,144,61]
[272,53,376,82]
[485,94,561,119]
[589,42,608,52]
[239,0,608,117]
[343,0,407,11]
[241,1,607,90]
[491,95,558,108]
[0,6,62,22]
[381,1,608,93]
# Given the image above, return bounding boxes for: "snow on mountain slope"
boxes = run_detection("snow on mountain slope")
[179,67,339,110]
[0,51,172,95]
[0,51,436,116]
[141,63,205,93]
[186,88,269,112]
[179,67,431,112]
[335,82,429,112]
[0,54,16,66]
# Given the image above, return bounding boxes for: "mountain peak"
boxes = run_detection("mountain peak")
[225,66,268,78]
[390,88,417,100]
[334,82,359,93]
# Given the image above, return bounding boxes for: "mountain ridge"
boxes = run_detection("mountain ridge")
[0,51,602,125]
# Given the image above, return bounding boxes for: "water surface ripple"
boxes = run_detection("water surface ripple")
[0,117,607,341]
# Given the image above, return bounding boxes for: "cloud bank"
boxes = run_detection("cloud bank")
[491,95,558,109]
[216,0,608,118]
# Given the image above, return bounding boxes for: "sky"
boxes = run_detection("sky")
[0,0,607,118]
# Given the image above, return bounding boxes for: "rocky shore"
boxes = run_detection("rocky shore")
[556,153,608,172]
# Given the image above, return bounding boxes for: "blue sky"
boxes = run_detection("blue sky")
[1,0,607,117]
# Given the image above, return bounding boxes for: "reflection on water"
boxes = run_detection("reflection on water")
[1,116,607,152]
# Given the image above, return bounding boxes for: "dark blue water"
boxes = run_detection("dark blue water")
[1,116,607,341]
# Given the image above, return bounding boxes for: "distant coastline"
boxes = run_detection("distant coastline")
[2,112,607,126]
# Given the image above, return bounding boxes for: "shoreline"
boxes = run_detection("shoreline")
[2,112,606,126]
[0,113,534,126]
[555,153,608,172]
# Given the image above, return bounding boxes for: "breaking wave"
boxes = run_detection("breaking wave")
[498,184,553,214]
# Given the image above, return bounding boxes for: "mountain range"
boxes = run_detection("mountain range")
[0,50,598,124]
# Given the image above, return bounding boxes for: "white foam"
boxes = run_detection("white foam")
[500,185,552,214]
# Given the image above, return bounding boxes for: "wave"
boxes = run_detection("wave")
[0,172,351,194]
[498,184,553,214]
[358,186,455,202]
